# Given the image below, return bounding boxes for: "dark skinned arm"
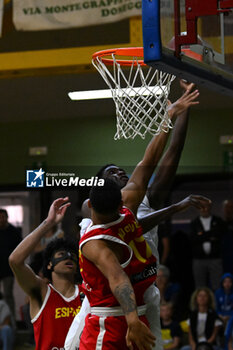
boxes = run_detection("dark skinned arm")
[138,195,211,234]
[122,84,199,215]
[147,82,197,210]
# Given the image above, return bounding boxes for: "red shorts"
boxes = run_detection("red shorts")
[79,313,149,350]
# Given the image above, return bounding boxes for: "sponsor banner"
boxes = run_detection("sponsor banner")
[13,0,142,31]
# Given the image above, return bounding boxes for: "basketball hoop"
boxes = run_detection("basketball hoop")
[92,47,176,140]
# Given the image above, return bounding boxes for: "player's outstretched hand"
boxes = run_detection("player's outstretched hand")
[187,195,211,210]
[180,195,211,211]
[126,319,156,350]
[46,197,71,225]
[167,84,199,118]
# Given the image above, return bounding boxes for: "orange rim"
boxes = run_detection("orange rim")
[92,47,146,67]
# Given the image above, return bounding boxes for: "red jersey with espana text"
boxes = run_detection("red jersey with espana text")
[79,207,157,308]
[32,284,81,350]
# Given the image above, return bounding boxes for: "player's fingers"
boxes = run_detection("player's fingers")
[57,202,71,215]
[181,88,190,97]
[188,93,199,103]
[192,195,211,202]
[53,197,69,208]
[189,90,199,98]
[187,82,195,90]
[180,79,194,86]
[189,101,200,106]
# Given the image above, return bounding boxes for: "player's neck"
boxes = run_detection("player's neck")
[52,275,76,297]
[92,211,120,225]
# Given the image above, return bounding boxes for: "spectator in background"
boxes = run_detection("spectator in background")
[168,229,195,321]
[0,291,14,350]
[156,265,181,319]
[181,287,222,350]
[215,273,233,329]
[222,200,233,274]
[0,209,22,321]
[160,302,183,350]
[190,202,225,290]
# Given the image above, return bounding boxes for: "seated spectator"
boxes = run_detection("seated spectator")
[160,302,183,350]
[0,292,14,350]
[215,273,233,329]
[156,265,181,306]
[181,287,223,350]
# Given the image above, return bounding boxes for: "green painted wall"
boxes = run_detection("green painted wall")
[1,108,232,185]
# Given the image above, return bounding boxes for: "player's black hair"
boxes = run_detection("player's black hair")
[42,237,78,281]
[0,209,8,217]
[95,164,117,179]
[89,178,122,215]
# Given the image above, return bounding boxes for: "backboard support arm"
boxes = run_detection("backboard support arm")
[174,0,233,57]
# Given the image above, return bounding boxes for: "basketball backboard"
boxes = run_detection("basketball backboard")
[142,0,233,96]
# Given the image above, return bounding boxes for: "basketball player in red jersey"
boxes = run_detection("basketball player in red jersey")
[79,177,210,350]
[9,197,81,350]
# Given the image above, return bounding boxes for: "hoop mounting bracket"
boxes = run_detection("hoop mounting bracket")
[174,0,233,57]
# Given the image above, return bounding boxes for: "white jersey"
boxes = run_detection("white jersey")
[137,195,160,265]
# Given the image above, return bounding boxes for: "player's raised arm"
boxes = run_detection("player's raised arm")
[122,82,199,215]
[148,81,199,210]
[138,195,211,233]
[9,198,70,314]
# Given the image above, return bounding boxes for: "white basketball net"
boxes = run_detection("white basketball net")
[92,53,176,139]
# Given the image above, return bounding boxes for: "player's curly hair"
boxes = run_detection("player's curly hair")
[42,237,79,281]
